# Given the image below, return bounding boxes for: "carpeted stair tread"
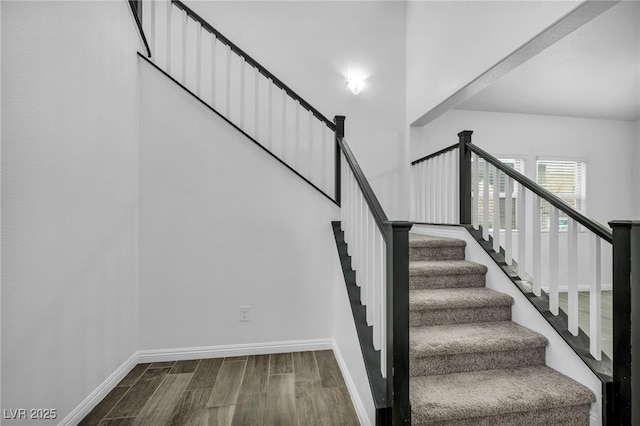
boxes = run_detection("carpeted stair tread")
[410,321,547,356]
[410,260,487,276]
[410,288,512,311]
[410,366,595,424]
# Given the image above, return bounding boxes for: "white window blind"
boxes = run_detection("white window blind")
[476,158,524,231]
[536,160,587,231]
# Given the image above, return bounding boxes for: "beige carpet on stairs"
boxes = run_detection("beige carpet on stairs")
[408,234,595,425]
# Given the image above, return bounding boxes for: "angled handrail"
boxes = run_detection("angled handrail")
[411,143,457,166]
[337,135,388,236]
[336,116,411,425]
[466,142,612,243]
[128,0,151,57]
[411,138,612,243]
[171,0,336,130]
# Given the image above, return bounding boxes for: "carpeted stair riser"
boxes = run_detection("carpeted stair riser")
[410,246,465,261]
[410,305,511,326]
[410,273,486,290]
[410,347,546,376]
[409,236,466,262]
[410,260,488,290]
[412,404,592,426]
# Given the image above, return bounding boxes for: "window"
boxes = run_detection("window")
[476,157,524,231]
[536,159,587,231]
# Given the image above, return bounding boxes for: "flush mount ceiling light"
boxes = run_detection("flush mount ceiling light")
[346,73,365,95]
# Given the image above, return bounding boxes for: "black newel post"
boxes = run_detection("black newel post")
[609,220,640,425]
[458,130,473,225]
[387,221,413,425]
[334,115,345,205]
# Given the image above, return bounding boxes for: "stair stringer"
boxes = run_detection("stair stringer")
[411,224,603,426]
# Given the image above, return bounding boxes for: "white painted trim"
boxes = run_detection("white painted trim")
[59,338,335,426]
[135,338,334,363]
[332,341,372,426]
[58,353,139,426]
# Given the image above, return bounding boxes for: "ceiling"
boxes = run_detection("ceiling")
[457,1,640,121]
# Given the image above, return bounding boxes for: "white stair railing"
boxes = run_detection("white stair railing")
[141,0,337,202]
[411,131,612,362]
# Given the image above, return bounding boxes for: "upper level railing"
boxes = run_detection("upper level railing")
[140,0,337,204]
[336,116,412,425]
[411,130,639,425]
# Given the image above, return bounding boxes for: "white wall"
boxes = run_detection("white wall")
[138,58,340,350]
[182,1,407,218]
[1,2,140,424]
[405,0,581,125]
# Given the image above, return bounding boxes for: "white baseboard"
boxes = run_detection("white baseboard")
[59,338,335,426]
[58,353,138,426]
[135,338,334,364]
[331,342,371,426]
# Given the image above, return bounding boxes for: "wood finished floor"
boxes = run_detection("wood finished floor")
[79,350,359,426]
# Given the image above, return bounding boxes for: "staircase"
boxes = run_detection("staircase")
[408,234,595,425]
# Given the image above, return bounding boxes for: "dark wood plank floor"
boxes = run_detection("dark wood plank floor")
[79,350,360,426]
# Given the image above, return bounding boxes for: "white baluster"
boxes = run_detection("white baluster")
[307,111,313,179]
[483,159,490,240]
[254,68,260,139]
[281,90,287,161]
[225,45,231,118]
[437,154,443,223]
[195,23,202,95]
[452,149,459,224]
[568,218,579,336]
[181,9,187,85]
[373,230,382,351]
[443,152,451,222]
[150,0,156,59]
[166,1,172,72]
[532,195,541,296]
[365,213,373,326]
[239,60,245,128]
[380,236,387,379]
[590,235,602,360]
[472,153,479,229]
[504,176,513,264]
[294,104,300,170]
[517,185,527,279]
[549,206,559,315]
[425,158,438,223]
[267,81,273,149]
[210,34,216,108]
[419,163,426,222]
[493,166,501,252]
[322,126,328,193]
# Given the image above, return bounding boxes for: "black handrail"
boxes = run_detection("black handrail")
[171,0,336,131]
[466,142,612,243]
[337,135,389,236]
[128,0,151,57]
[411,143,457,166]
[335,116,411,425]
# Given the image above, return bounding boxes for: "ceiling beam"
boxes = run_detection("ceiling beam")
[411,0,620,127]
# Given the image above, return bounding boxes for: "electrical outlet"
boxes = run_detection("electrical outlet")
[239,306,250,322]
